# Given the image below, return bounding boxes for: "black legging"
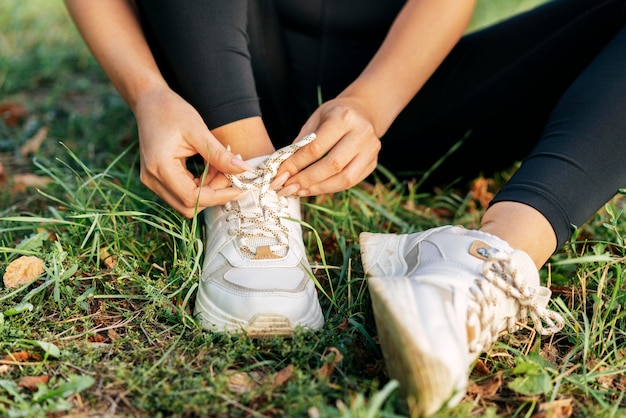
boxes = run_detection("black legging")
[134,0,626,249]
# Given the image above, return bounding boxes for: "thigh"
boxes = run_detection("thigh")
[381,0,626,185]
[493,24,626,247]
[135,0,260,130]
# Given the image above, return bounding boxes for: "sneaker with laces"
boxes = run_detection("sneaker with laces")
[195,134,324,337]
[359,225,564,417]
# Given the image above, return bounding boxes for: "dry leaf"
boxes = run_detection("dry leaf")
[0,161,6,183]
[0,365,11,375]
[470,177,495,208]
[11,173,52,192]
[20,126,49,157]
[315,347,344,379]
[18,375,49,391]
[472,359,491,377]
[0,102,27,127]
[100,248,118,269]
[88,333,107,343]
[3,256,45,288]
[467,371,502,397]
[226,370,259,393]
[107,329,121,341]
[272,364,295,386]
[4,351,30,362]
[532,398,573,418]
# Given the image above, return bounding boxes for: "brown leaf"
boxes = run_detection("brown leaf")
[100,248,118,269]
[11,173,52,192]
[472,359,492,377]
[470,177,495,208]
[20,126,49,157]
[4,351,30,362]
[315,347,344,379]
[226,370,259,393]
[18,375,49,391]
[88,333,107,343]
[0,161,6,183]
[272,364,295,387]
[0,102,27,127]
[532,398,573,418]
[467,371,502,397]
[3,256,45,288]
[107,329,121,341]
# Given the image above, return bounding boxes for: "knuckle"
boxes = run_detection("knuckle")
[179,195,197,208]
[305,140,326,159]
[326,155,345,173]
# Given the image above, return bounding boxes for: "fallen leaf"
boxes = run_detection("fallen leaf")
[226,370,259,393]
[467,371,502,397]
[11,173,52,192]
[532,398,573,418]
[272,364,295,386]
[3,256,45,288]
[107,329,121,341]
[0,102,27,127]
[4,351,30,362]
[470,177,495,208]
[18,375,49,391]
[20,126,49,157]
[100,248,118,269]
[0,365,11,375]
[315,347,343,379]
[88,333,107,343]
[472,359,492,377]
[0,161,6,183]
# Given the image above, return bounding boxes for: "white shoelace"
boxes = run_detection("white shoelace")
[468,250,565,354]
[224,133,316,258]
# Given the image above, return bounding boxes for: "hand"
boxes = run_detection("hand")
[133,88,249,217]
[276,97,381,196]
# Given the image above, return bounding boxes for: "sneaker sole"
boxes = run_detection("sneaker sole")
[195,290,324,338]
[368,276,465,417]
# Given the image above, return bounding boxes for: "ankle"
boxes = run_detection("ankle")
[479,202,557,269]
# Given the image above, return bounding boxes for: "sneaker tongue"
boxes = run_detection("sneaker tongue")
[234,189,286,257]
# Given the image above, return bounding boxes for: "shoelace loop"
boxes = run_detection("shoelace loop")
[468,250,565,354]
[224,133,316,258]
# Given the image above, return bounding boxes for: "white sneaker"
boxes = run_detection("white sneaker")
[195,134,324,337]
[359,225,564,417]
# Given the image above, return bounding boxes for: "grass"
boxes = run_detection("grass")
[1,0,626,417]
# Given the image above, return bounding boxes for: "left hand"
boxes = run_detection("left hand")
[275,96,381,197]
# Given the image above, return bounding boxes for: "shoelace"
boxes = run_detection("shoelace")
[468,250,565,355]
[224,133,316,258]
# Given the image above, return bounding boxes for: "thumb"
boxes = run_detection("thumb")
[198,137,255,175]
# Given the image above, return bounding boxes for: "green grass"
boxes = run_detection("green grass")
[2,0,626,417]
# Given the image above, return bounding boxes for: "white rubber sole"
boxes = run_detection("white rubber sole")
[368,276,466,417]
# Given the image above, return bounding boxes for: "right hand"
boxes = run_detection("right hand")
[133,88,247,217]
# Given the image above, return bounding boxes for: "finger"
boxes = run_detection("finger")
[145,160,239,217]
[278,126,344,180]
[190,135,254,175]
[297,156,378,196]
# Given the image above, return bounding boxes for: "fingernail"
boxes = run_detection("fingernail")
[270,172,290,189]
[231,155,255,171]
[278,183,300,196]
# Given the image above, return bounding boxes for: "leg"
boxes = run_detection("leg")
[134,0,324,336]
[380,0,626,185]
[360,5,626,415]
[134,0,275,157]
[488,23,626,259]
